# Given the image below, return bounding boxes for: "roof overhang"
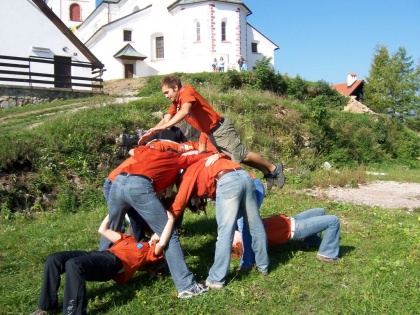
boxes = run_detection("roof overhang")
[113,44,147,60]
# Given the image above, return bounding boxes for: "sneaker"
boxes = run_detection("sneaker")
[264,163,285,190]
[316,254,342,263]
[177,282,209,299]
[29,309,59,315]
[204,279,224,290]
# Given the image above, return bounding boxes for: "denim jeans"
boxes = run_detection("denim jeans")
[291,208,340,259]
[208,170,269,285]
[237,178,265,269]
[100,174,195,292]
[102,177,146,242]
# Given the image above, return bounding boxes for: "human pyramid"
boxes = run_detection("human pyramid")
[30,75,340,315]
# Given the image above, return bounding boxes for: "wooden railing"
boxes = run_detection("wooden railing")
[0,55,105,92]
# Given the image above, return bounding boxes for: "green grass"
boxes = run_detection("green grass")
[1,191,419,314]
[1,73,419,314]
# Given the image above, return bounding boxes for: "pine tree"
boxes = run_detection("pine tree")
[364,44,420,121]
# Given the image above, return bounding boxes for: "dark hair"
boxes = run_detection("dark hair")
[160,75,182,89]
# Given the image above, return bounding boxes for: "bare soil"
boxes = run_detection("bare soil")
[103,77,147,96]
[306,181,420,211]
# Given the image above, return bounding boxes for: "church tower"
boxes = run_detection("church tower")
[44,0,96,29]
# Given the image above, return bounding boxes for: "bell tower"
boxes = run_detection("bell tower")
[44,0,97,28]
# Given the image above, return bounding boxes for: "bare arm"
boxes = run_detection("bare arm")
[153,211,175,256]
[158,102,192,129]
[142,103,192,145]
[98,214,122,244]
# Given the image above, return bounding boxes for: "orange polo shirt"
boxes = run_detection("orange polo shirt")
[167,85,222,133]
[120,146,211,193]
[169,157,241,217]
[108,233,162,284]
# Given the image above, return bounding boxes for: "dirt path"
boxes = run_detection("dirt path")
[307,181,420,210]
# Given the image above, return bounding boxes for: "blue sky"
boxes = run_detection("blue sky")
[244,0,420,84]
[96,0,420,84]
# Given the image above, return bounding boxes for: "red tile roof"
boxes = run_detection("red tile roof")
[331,80,364,96]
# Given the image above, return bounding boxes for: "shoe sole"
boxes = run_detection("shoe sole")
[275,163,285,188]
[204,280,224,290]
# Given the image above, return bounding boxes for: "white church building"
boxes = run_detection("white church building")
[46,0,279,81]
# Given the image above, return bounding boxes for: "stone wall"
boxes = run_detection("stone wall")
[0,85,99,109]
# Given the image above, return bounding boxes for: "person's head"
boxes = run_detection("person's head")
[220,57,224,60]
[160,75,182,102]
[214,58,217,62]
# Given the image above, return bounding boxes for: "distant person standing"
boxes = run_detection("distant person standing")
[212,58,218,72]
[238,55,246,71]
[218,57,225,72]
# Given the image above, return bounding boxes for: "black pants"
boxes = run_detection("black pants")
[38,250,123,315]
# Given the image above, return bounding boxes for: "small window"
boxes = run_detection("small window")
[124,30,132,42]
[156,36,164,59]
[196,22,201,41]
[70,4,81,21]
[221,22,226,41]
[251,42,258,53]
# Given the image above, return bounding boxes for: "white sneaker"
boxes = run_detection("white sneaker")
[177,282,209,299]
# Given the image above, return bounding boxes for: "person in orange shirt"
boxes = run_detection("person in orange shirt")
[138,74,285,190]
[169,155,269,290]
[233,208,341,266]
[30,213,174,315]
[101,145,211,298]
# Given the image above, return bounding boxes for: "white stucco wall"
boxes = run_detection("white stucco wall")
[0,0,95,89]
[76,0,278,80]
[45,0,96,28]
[246,24,278,70]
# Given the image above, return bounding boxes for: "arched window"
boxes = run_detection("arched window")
[70,4,81,21]
[221,21,226,41]
[196,22,201,41]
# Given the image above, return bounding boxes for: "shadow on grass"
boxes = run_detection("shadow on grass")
[87,271,164,315]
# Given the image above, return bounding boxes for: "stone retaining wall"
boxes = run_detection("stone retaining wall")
[0,85,99,109]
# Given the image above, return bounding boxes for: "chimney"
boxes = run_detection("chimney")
[347,73,357,87]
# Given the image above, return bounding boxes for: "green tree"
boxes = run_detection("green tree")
[364,44,420,121]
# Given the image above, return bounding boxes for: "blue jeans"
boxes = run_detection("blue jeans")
[291,208,340,259]
[208,170,269,285]
[102,178,146,242]
[100,174,195,292]
[237,178,265,269]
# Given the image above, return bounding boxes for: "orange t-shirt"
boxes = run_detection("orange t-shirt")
[108,156,137,182]
[167,85,222,133]
[262,215,291,246]
[123,146,210,193]
[107,234,162,284]
[169,157,241,217]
